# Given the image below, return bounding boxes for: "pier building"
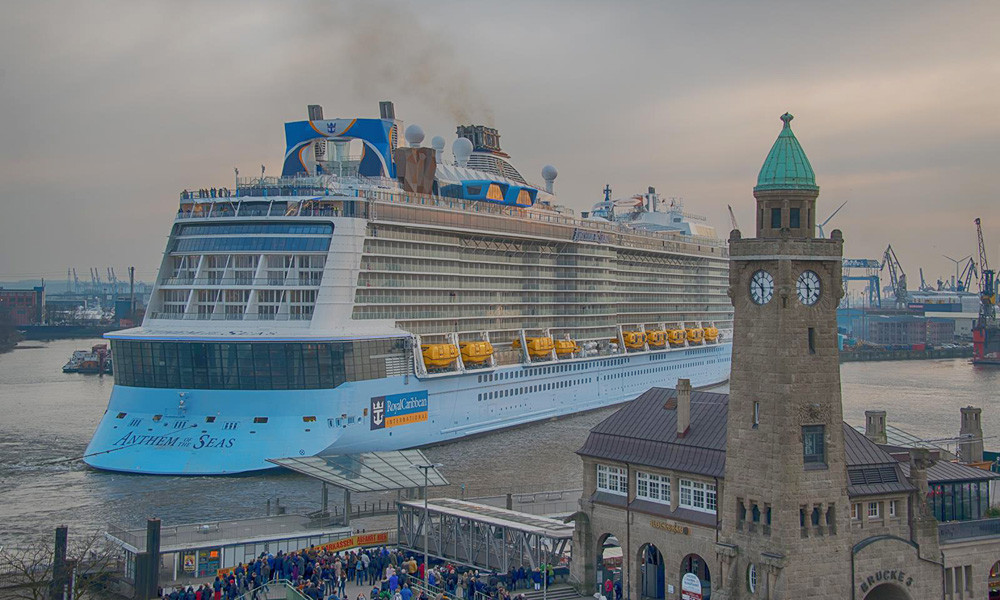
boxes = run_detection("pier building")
[569,114,1000,600]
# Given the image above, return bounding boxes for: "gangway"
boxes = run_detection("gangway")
[397,498,574,574]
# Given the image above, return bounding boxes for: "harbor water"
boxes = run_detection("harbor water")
[1,338,997,547]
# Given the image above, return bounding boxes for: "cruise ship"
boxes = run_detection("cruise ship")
[83,102,733,475]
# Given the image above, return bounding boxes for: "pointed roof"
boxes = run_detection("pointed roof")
[754,112,819,192]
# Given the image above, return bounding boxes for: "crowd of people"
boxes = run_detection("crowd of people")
[161,544,560,600]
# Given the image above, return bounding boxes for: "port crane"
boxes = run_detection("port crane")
[842,258,883,308]
[881,244,908,307]
[975,218,995,323]
[973,217,998,364]
[727,205,739,232]
[958,258,977,293]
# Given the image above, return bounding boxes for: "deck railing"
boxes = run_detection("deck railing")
[939,518,1000,542]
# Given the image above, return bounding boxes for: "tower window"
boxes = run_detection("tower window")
[771,207,782,229]
[803,425,826,465]
[753,401,760,428]
[789,208,801,228]
[808,328,816,354]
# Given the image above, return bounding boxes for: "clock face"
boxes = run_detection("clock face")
[797,270,821,305]
[749,270,774,305]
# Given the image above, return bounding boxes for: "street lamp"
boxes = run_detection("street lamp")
[413,462,444,590]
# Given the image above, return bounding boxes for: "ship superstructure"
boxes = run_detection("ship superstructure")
[84,103,733,474]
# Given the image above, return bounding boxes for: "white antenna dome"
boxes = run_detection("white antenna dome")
[404,124,425,148]
[431,136,446,162]
[542,165,558,193]
[453,137,473,167]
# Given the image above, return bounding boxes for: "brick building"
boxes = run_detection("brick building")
[0,285,44,326]
[569,114,1000,600]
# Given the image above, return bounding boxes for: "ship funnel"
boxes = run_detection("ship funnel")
[647,186,658,212]
[453,137,473,167]
[404,124,425,148]
[307,105,324,120]
[542,165,558,194]
[431,136,446,162]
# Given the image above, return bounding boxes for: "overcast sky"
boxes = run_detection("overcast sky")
[1,1,998,289]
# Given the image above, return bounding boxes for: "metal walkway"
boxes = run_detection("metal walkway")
[397,498,574,573]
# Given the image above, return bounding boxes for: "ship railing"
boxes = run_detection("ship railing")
[158,277,322,287]
[177,177,727,255]
[147,311,315,321]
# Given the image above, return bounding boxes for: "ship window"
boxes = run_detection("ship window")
[302,416,316,422]
[116,412,127,419]
[205,416,216,423]
[771,208,782,229]
[253,417,268,424]
[152,414,162,422]
[790,208,801,228]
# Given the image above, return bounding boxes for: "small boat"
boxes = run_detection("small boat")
[554,339,580,356]
[513,337,555,358]
[704,326,719,343]
[667,329,686,347]
[62,350,89,373]
[421,344,459,368]
[460,341,494,365]
[621,331,646,351]
[686,327,704,345]
[646,331,668,348]
[63,345,112,374]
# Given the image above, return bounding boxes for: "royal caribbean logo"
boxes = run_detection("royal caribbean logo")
[327,122,337,134]
[370,390,429,430]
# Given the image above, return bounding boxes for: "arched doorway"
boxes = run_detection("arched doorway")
[863,583,911,600]
[638,543,665,600]
[680,554,711,600]
[596,534,622,598]
[989,560,1000,600]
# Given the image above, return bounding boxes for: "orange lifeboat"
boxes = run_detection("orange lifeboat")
[621,331,647,350]
[513,337,555,358]
[646,331,668,348]
[421,344,459,368]
[686,328,704,345]
[703,326,719,343]
[667,329,686,347]
[460,341,494,365]
[554,340,580,356]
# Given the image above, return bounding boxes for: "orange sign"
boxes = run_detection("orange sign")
[216,531,390,578]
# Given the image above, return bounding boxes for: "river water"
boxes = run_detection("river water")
[0,339,997,547]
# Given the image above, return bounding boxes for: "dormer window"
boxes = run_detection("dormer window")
[597,464,627,496]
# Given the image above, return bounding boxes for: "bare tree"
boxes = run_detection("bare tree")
[0,531,126,600]
[0,542,52,600]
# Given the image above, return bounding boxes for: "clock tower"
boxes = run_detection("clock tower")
[718,113,850,599]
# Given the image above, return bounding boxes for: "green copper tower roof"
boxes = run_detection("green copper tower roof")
[754,113,819,192]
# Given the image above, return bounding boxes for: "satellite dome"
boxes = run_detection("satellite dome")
[404,124,425,148]
[453,137,474,166]
[541,165,558,193]
[431,136,446,150]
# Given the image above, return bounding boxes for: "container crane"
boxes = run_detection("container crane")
[973,217,998,364]
[727,205,739,232]
[881,244,908,307]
